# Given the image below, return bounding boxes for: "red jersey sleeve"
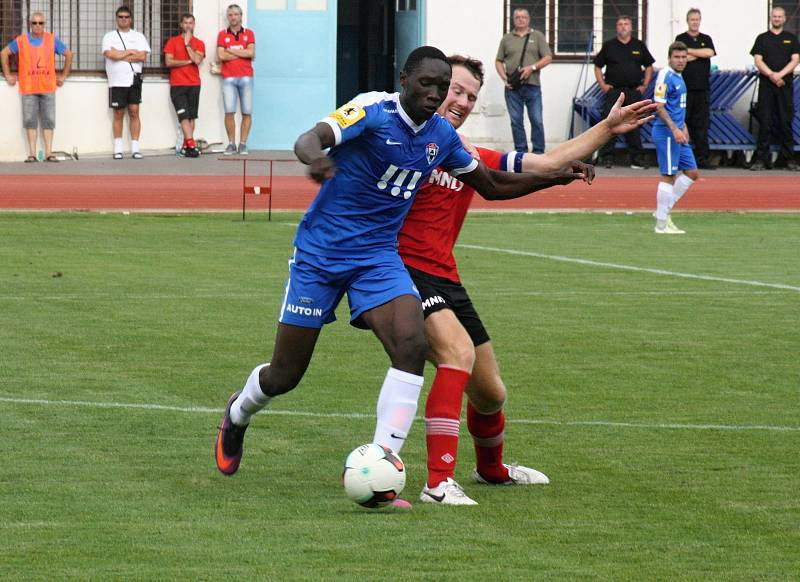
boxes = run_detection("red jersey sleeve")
[164,36,177,55]
[216,30,226,48]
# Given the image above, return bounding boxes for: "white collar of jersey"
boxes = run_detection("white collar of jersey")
[393,93,428,134]
[666,66,676,74]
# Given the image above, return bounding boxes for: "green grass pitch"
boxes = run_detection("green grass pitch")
[1,212,798,580]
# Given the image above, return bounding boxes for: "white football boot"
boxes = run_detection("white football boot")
[472,464,550,485]
[420,477,478,506]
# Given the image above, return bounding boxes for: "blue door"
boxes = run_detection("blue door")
[394,0,424,90]
[247,0,337,150]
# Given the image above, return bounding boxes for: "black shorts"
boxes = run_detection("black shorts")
[109,84,142,109]
[170,85,200,121]
[406,265,490,347]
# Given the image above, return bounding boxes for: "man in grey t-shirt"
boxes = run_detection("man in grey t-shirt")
[495,8,552,153]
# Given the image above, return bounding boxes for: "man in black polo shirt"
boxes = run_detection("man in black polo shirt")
[676,8,716,169]
[750,6,800,171]
[594,14,655,169]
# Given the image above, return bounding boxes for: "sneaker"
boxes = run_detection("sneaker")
[238,143,249,155]
[224,143,237,156]
[420,478,478,505]
[749,160,765,171]
[630,159,648,170]
[184,147,200,158]
[472,464,550,485]
[786,161,800,172]
[666,216,685,234]
[655,224,685,235]
[215,391,249,476]
[389,498,413,509]
[600,156,613,169]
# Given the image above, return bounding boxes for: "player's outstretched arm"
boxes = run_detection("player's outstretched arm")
[519,93,656,175]
[459,160,593,201]
[294,123,337,183]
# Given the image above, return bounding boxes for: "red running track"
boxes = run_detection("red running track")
[0,174,798,211]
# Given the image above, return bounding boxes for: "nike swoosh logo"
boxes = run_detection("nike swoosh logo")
[390,433,406,440]
[423,491,445,503]
[386,139,402,146]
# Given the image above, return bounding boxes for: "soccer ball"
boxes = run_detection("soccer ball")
[342,443,406,508]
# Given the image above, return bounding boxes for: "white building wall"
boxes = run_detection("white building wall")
[0,1,240,162]
[425,0,780,150]
[1,0,792,161]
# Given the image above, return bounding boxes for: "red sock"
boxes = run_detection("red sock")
[186,138,196,149]
[467,402,510,483]
[424,366,470,488]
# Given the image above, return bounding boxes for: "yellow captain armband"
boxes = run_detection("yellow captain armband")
[329,102,365,128]
[654,83,667,99]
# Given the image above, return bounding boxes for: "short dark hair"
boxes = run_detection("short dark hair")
[227,4,243,14]
[180,13,195,22]
[447,54,485,87]
[617,14,632,24]
[116,5,132,17]
[686,7,701,20]
[668,41,688,57]
[403,46,449,76]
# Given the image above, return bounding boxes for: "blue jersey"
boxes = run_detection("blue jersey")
[293,92,478,259]
[7,33,68,55]
[653,67,687,129]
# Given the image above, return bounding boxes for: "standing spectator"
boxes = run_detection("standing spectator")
[675,8,716,169]
[217,4,255,155]
[1,11,72,162]
[102,5,151,160]
[594,15,655,169]
[495,8,552,153]
[750,6,800,172]
[165,13,205,158]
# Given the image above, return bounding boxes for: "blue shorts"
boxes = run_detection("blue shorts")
[222,76,253,115]
[278,248,421,329]
[653,125,697,176]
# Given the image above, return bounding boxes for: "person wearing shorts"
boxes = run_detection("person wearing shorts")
[217,4,255,155]
[165,13,205,158]
[652,41,699,235]
[0,11,72,162]
[102,5,151,160]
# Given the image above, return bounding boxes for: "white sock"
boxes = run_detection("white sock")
[668,174,694,212]
[131,140,140,153]
[114,138,123,154]
[656,181,673,223]
[373,367,424,454]
[230,363,271,426]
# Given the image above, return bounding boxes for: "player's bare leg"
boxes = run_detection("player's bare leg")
[419,309,477,505]
[215,323,321,475]
[467,342,549,486]
[362,295,428,509]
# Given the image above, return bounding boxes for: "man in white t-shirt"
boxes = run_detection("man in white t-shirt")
[102,5,151,159]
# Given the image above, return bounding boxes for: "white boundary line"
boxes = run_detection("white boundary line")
[1,396,798,432]
[458,244,800,292]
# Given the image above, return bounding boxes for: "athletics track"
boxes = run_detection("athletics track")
[0,167,798,212]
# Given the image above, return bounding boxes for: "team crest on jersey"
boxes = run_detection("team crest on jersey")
[330,102,365,128]
[425,143,439,164]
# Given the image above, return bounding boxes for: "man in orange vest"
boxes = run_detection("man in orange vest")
[1,11,72,162]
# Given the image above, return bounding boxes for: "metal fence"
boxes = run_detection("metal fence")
[0,0,191,74]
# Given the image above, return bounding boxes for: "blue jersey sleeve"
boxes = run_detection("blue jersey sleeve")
[55,36,68,55]
[438,122,479,177]
[321,92,389,146]
[7,39,18,54]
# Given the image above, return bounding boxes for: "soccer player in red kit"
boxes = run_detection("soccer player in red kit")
[401,55,656,505]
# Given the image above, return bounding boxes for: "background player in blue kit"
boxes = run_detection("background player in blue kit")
[652,41,699,235]
[214,46,592,481]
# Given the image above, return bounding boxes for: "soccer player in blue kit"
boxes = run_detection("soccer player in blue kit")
[215,46,591,482]
[652,41,700,235]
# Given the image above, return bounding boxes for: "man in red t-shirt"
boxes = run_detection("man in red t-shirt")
[216,4,255,155]
[402,55,657,505]
[165,13,205,158]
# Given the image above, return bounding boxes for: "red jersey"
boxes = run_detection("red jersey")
[164,36,205,86]
[399,147,510,283]
[216,28,255,78]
